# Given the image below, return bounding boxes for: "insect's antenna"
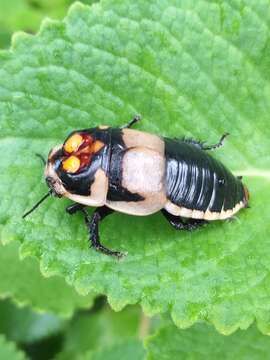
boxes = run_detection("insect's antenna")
[35,153,46,165]
[22,190,52,219]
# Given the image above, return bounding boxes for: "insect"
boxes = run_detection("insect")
[23,116,249,258]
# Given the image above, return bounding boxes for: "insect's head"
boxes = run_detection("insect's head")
[23,128,109,218]
[45,129,107,197]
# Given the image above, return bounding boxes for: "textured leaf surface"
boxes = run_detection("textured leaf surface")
[57,305,143,359]
[0,335,27,360]
[86,340,145,360]
[145,322,270,360]
[0,299,65,344]
[0,0,269,334]
[0,241,94,317]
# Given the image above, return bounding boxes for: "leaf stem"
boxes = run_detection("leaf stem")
[138,311,151,339]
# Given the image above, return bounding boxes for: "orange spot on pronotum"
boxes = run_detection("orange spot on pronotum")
[62,156,80,173]
[90,140,104,153]
[64,133,83,153]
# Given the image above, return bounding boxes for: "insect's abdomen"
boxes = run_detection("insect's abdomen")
[164,139,249,220]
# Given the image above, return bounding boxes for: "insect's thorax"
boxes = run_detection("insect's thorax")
[105,128,167,215]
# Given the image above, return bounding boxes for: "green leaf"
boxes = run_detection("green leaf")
[86,340,145,360]
[0,0,99,48]
[0,299,65,344]
[57,305,144,359]
[0,241,94,317]
[145,322,270,360]
[0,335,28,360]
[0,0,269,334]
[0,30,11,49]
[0,0,67,49]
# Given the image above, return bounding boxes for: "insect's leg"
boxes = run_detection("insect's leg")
[35,153,46,165]
[66,203,85,215]
[82,206,125,258]
[181,138,205,149]
[161,209,207,231]
[121,114,141,129]
[66,204,123,257]
[201,133,229,151]
[182,133,229,150]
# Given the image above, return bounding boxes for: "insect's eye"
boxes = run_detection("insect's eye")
[64,133,84,153]
[62,155,81,173]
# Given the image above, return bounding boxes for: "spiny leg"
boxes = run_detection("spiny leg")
[161,209,207,231]
[181,137,205,149]
[121,114,141,129]
[202,132,229,151]
[66,203,86,215]
[87,207,125,258]
[182,133,229,151]
[66,203,124,258]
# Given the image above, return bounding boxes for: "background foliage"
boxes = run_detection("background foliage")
[0,0,269,359]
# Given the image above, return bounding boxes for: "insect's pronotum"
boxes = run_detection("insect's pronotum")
[23,116,249,258]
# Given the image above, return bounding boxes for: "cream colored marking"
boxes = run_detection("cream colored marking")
[66,169,108,206]
[218,201,243,220]
[178,207,193,218]
[219,209,233,220]
[122,147,165,195]
[106,194,166,216]
[122,129,165,154]
[192,209,205,219]
[204,209,220,220]
[99,125,109,129]
[66,193,105,206]
[164,201,183,216]
[45,145,108,206]
[44,163,67,197]
[90,168,108,203]
[164,200,246,221]
[106,147,167,216]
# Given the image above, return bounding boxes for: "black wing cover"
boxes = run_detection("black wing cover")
[164,138,245,212]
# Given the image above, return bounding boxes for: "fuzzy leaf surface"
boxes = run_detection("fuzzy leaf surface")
[0,0,269,333]
[0,242,94,317]
[145,322,270,360]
